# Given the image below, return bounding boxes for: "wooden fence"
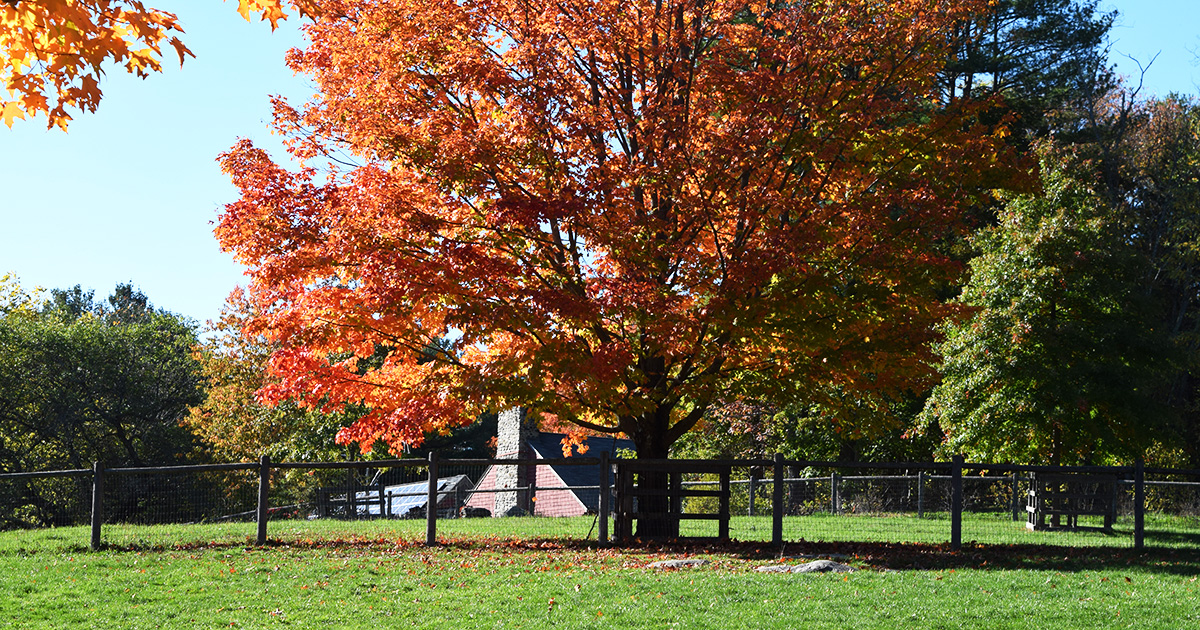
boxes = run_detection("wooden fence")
[3,455,1197,552]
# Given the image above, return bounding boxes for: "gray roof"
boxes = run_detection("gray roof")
[354,474,473,516]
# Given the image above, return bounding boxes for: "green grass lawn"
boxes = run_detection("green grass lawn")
[2,520,1199,629]
[7,510,1197,555]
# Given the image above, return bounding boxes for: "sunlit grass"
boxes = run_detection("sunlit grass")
[1,527,1198,629]
[4,510,1198,557]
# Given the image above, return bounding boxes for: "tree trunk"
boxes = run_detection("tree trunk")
[629,425,678,539]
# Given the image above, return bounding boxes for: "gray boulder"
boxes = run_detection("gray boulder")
[756,560,855,574]
[648,558,708,569]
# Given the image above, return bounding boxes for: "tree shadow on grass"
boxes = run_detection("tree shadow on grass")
[563,537,1200,575]
[1144,529,1200,548]
[23,533,1200,576]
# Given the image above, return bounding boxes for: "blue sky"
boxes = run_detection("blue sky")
[1,1,1197,326]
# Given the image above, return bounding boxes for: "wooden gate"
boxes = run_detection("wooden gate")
[613,460,731,541]
[1026,472,1117,531]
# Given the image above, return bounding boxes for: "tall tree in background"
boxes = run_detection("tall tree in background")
[920,150,1172,464]
[922,93,1200,465]
[217,0,1024,476]
[941,0,1116,142]
[1122,97,1200,467]
[0,282,205,473]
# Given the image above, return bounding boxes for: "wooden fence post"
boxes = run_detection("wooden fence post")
[772,453,784,547]
[1010,472,1020,521]
[256,455,270,545]
[1110,470,1119,527]
[748,473,757,517]
[670,471,682,535]
[599,451,610,546]
[917,471,925,519]
[90,461,104,551]
[1134,458,1145,551]
[529,467,537,515]
[951,455,963,552]
[718,468,730,541]
[346,461,356,519]
[426,451,439,547]
[614,464,628,541]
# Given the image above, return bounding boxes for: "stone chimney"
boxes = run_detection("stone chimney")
[493,407,536,515]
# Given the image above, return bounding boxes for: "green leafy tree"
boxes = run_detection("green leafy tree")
[0,281,207,528]
[0,282,205,472]
[921,144,1173,465]
[1120,97,1200,466]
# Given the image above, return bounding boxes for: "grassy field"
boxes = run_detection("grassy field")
[2,519,1200,629]
[6,509,1197,555]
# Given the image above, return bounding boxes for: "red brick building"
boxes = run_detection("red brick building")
[463,408,632,517]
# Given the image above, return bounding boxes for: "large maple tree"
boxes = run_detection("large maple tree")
[217,0,1025,460]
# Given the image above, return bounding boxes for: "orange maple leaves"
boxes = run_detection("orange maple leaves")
[0,0,310,129]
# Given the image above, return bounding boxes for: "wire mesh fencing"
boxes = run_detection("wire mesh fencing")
[1143,468,1200,549]
[5,456,1200,553]
[698,465,773,542]
[776,465,954,545]
[955,470,1028,546]
[263,457,611,545]
[436,458,607,542]
[0,470,91,553]
[101,464,260,549]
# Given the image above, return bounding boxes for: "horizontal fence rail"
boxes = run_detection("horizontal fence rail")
[4,456,1200,553]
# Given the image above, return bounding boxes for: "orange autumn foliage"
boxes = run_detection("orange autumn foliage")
[216,0,1029,458]
[0,0,314,129]
[184,288,354,461]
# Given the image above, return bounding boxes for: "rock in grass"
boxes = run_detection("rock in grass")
[794,560,855,573]
[648,558,708,569]
[756,560,855,574]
